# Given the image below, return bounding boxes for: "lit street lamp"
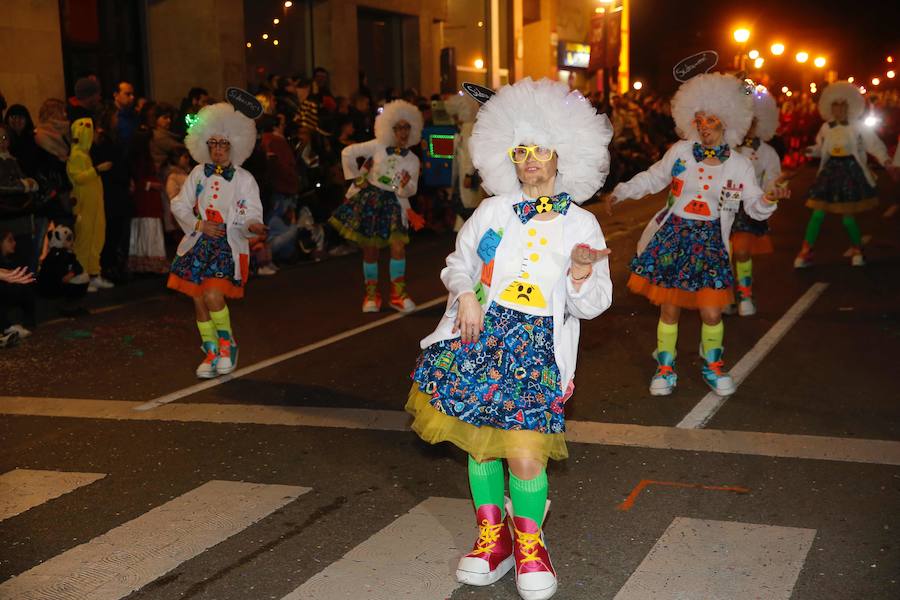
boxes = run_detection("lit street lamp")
[872,77,880,86]
[795,51,809,63]
[888,71,896,79]
[754,57,764,69]
[771,43,785,56]
[733,28,750,43]
[813,57,826,68]
[748,49,760,60]
[633,80,643,90]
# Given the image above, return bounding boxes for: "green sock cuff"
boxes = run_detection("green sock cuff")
[509,470,548,524]
[209,306,232,339]
[701,321,724,355]
[468,456,506,517]
[197,320,217,345]
[657,320,678,357]
[735,259,752,282]
[467,456,503,477]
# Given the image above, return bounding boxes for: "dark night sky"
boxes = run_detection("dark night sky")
[629,0,900,93]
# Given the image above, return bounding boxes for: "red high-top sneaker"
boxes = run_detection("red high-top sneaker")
[455,504,514,586]
[508,501,557,600]
[389,277,416,313]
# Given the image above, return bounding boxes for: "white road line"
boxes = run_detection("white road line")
[614,517,816,600]
[677,282,829,430]
[133,294,449,411]
[0,480,309,600]
[282,497,471,600]
[3,396,900,466]
[0,469,106,522]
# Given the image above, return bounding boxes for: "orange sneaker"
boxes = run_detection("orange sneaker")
[389,277,416,313]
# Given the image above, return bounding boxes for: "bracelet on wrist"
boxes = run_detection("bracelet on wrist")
[570,268,591,282]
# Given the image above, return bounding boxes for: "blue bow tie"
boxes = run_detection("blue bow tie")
[513,193,572,224]
[204,163,235,181]
[692,142,731,163]
[386,146,409,157]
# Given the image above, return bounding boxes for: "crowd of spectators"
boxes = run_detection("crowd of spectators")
[2,71,898,349]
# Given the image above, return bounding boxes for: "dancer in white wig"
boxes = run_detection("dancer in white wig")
[607,73,789,397]
[169,103,266,378]
[406,78,614,600]
[445,92,483,231]
[330,99,424,312]
[794,81,893,268]
[729,87,784,316]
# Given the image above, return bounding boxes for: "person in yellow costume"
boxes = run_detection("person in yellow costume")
[67,117,113,292]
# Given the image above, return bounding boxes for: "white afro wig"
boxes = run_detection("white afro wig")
[750,88,779,141]
[444,92,479,124]
[818,81,865,122]
[470,77,613,203]
[374,100,423,147]
[672,73,754,147]
[185,103,257,166]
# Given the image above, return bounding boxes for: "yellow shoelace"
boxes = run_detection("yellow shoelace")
[470,520,505,555]
[514,527,545,564]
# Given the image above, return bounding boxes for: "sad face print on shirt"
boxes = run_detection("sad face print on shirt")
[498,218,565,314]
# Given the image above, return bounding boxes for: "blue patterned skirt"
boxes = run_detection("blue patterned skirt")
[806,156,878,214]
[412,303,565,434]
[167,233,245,298]
[329,186,409,247]
[628,215,734,308]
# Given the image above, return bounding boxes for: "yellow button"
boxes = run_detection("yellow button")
[528,228,537,236]
[530,253,540,262]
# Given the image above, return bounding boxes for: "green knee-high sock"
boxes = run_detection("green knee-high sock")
[468,456,506,516]
[804,209,826,246]
[509,470,548,525]
[701,321,724,356]
[841,215,862,246]
[736,259,752,284]
[209,306,233,341]
[657,320,678,358]
[197,320,217,345]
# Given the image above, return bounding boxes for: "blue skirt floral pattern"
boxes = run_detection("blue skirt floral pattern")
[329,185,409,247]
[168,233,243,297]
[413,303,565,434]
[806,156,878,214]
[630,214,733,292]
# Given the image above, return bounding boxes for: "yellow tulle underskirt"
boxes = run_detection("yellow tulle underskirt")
[405,385,568,465]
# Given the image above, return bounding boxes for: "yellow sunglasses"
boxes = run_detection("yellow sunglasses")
[508,145,555,163]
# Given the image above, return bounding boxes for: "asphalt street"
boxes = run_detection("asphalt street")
[1,165,898,600]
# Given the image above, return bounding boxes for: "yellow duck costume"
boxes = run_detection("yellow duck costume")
[67,118,105,276]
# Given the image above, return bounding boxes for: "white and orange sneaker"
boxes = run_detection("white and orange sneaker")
[362,280,382,313]
[389,277,416,313]
[456,503,515,586]
[195,341,219,379]
[215,336,238,375]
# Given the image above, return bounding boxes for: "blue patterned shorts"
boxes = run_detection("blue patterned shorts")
[413,303,565,433]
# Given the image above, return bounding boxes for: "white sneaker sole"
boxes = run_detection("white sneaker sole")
[456,555,514,586]
[196,369,218,379]
[649,385,674,396]
[706,381,736,396]
[389,302,416,313]
[516,576,558,600]
[216,362,237,375]
[362,305,380,313]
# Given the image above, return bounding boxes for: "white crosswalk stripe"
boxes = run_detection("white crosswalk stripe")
[0,480,309,600]
[0,469,106,523]
[282,497,473,600]
[614,517,816,600]
[1,480,823,600]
